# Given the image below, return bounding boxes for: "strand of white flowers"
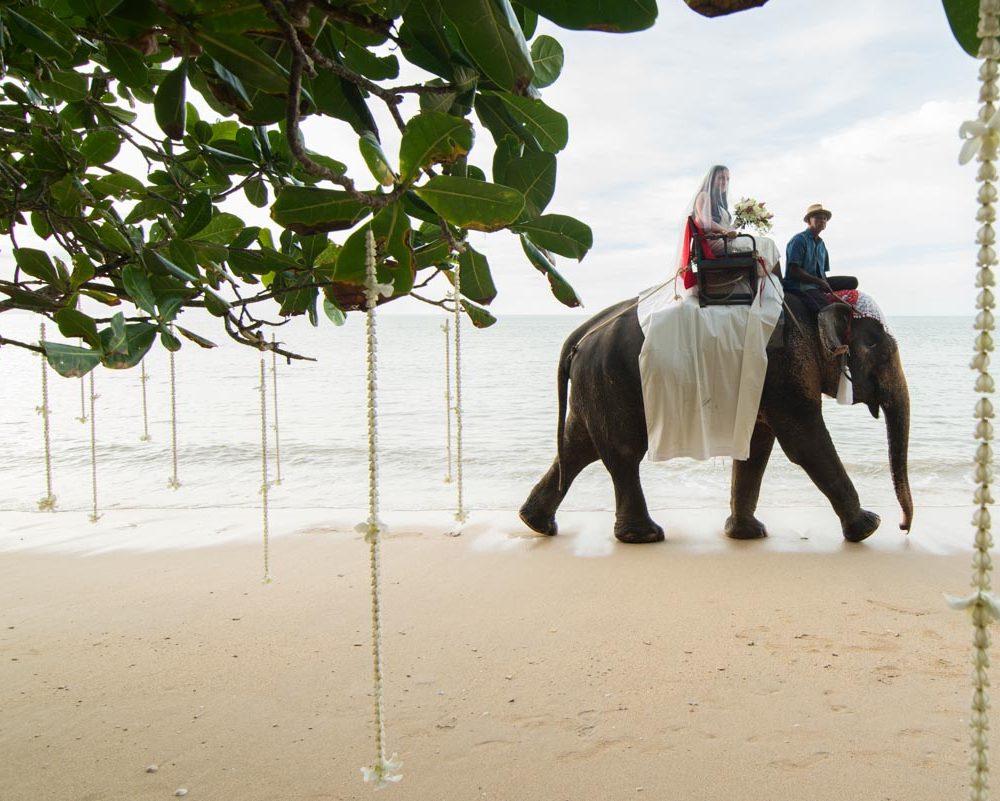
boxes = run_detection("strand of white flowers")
[270,334,283,486]
[259,359,272,584]
[167,332,180,490]
[955,5,1000,800]
[36,323,55,512]
[443,315,452,484]
[453,273,466,524]
[139,359,151,442]
[77,373,87,424]
[360,228,401,789]
[88,371,100,524]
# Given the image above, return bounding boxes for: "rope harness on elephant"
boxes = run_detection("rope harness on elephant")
[569,270,798,367]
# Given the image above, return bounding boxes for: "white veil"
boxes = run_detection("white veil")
[672,164,733,278]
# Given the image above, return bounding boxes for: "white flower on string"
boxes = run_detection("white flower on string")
[355,519,390,543]
[365,279,394,304]
[946,589,1000,621]
[960,108,1000,165]
[360,753,402,789]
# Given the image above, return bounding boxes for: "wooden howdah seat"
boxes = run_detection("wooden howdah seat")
[685,216,759,307]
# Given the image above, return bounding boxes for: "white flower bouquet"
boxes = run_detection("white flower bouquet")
[733,197,774,234]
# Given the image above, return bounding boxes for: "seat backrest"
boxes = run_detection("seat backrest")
[688,216,716,262]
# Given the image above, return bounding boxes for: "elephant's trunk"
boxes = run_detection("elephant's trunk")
[881,352,913,532]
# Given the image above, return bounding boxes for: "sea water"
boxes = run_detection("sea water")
[0,310,978,546]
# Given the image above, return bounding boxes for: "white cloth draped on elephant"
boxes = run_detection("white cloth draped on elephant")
[636,273,784,462]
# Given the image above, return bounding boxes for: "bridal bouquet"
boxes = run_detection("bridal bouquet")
[733,197,774,234]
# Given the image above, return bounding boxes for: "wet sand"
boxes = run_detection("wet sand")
[0,507,988,801]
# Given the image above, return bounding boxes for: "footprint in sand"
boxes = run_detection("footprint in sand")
[769,751,832,769]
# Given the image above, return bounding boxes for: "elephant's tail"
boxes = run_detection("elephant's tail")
[556,340,576,493]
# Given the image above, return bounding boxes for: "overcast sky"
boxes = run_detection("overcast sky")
[425,0,980,317]
[1,0,982,324]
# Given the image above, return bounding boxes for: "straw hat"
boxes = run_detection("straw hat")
[803,203,832,223]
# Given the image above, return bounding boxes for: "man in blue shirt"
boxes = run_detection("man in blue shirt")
[783,203,857,314]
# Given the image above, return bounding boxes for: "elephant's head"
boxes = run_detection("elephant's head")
[817,303,913,532]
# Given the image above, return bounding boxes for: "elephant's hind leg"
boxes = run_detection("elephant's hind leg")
[725,422,775,540]
[519,414,598,536]
[608,457,664,544]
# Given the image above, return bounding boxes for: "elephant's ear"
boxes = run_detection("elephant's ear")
[816,303,852,359]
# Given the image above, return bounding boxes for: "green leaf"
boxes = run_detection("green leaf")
[160,328,182,352]
[39,70,89,102]
[516,0,657,32]
[943,0,981,57]
[270,187,372,234]
[514,5,538,37]
[501,151,556,218]
[227,247,300,276]
[99,321,158,369]
[485,91,568,152]
[530,35,564,88]
[154,61,187,140]
[399,111,474,183]
[42,342,102,378]
[91,173,146,198]
[5,8,74,61]
[475,92,539,150]
[439,0,534,93]
[455,246,497,304]
[106,312,128,355]
[414,176,524,232]
[54,309,102,350]
[80,130,121,166]
[360,131,396,187]
[143,249,201,287]
[177,193,213,238]
[70,255,96,289]
[191,212,244,245]
[244,177,269,208]
[491,134,523,185]
[176,326,217,349]
[414,239,452,269]
[520,234,581,307]
[14,248,60,285]
[398,0,460,80]
[122,263,158,315]
[323,297,347,326]
[308,68,379,135]
[460,299,498,328]
[513,214,592,260]
[31,212,52,240]
[371,204,415,294]
[124,198,173,225]
[105,41,150,88]
[197,32,290,94]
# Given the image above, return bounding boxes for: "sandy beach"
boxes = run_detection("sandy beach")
[0,506,986,801]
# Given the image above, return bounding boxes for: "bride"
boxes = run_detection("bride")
[635,164,785,462]
[688,164,782,275]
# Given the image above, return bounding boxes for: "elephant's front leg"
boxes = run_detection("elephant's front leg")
[771,406,881,542]
[726,421,775,540]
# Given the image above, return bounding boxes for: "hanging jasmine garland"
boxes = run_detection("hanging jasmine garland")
[36,323,56,512]
[950,3,1000,800]
[359,228,401,789]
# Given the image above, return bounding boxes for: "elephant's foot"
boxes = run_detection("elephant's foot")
[725,515,768,540]
[842,509,881,543]
[518,503,558,536]
[614,517,665,544]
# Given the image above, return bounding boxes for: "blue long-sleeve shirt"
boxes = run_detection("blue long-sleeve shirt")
[783,229,829,293]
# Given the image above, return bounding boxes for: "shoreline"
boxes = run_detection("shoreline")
[0,513,988,801]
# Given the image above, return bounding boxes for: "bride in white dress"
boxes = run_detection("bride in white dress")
[635,165,784,462]
[691,164,782,273]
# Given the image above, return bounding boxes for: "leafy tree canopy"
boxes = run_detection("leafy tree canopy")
[0,0,763,375]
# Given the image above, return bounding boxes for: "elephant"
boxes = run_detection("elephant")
[519,295,913,544]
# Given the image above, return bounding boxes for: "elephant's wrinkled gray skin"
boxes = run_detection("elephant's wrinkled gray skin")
[519,296,913,544]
